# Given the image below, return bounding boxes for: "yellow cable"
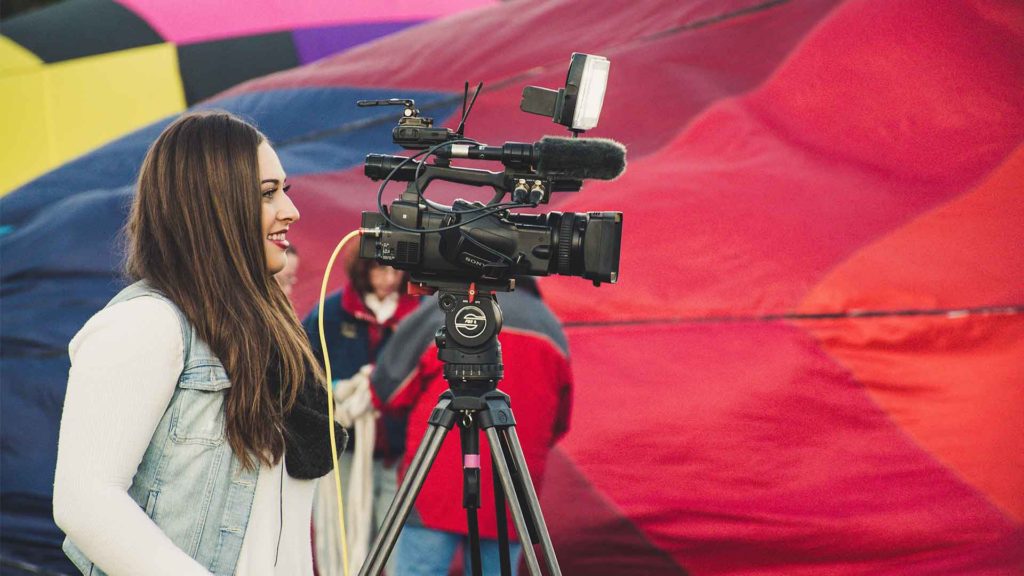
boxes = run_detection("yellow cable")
[318,228,364,576]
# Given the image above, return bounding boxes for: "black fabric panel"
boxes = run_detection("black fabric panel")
[177,32,299,105]
[1,0,163,63]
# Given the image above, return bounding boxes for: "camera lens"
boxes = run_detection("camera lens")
[553,211,622,284]
[556,213,582,276]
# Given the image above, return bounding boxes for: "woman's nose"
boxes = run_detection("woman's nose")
[279,194,300,223]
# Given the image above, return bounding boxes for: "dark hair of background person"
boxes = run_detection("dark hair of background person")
[124,111,324,470]
[344,246,409,297]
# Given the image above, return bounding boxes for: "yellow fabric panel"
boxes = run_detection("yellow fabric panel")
[0,68,54,194]
[0,35,43,73]
[1,43,186,196]
[45,42,186,165]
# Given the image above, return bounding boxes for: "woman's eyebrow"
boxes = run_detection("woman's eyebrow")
[261,178,281,185]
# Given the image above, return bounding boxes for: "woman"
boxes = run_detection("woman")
[53,112,344,576]
[303,254,420,575]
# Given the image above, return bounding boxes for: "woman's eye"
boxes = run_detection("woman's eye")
[262,189,275,199]
[282,184,291,194]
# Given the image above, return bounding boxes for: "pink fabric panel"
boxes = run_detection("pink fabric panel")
[114,0,497,44]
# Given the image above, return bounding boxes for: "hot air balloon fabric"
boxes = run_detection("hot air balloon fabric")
[0,0,497,194]
[1,0,1021,574]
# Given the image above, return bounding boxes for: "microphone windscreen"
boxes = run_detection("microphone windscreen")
[534,137,627,180]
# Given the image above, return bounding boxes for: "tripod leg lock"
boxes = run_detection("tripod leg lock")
[477,391,516,429]
[427,397,459,429]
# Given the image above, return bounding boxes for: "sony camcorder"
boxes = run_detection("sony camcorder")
[357,53,624,290]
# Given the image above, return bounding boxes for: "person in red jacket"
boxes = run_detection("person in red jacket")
[370,279,573,576]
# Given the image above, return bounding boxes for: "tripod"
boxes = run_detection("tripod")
[358,286,562,576]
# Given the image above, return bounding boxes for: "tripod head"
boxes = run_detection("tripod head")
[430,286,505,397]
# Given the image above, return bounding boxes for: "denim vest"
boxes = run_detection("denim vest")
[63,281,260,575]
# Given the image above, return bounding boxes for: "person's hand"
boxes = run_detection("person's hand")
[332,364,374,427]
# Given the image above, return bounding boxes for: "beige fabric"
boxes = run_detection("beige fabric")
[363,292,399,324]
[314,365,376,576]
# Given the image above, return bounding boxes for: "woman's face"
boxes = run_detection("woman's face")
[368,265,403,300]
[258,141,299,275]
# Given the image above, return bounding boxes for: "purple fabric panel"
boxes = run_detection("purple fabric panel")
[292,20,424,64]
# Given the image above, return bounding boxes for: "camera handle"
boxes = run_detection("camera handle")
[358,290,562,576]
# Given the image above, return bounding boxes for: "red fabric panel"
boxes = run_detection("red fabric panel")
[799,146,1024,313]
[563,321,1024,574]
[796,314,1024,524]
[541,0,1024,322]
[795,148,1024,522]
[791,148,1024,522]
[747,0,1024,184]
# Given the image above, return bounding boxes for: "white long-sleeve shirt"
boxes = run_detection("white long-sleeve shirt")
[54,297,315,576]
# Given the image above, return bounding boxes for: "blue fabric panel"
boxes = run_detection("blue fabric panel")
[0,121,171,230]
[0,355,80,575]
[1,87,456,229]
[1,187,132,282]
[0,186,134,562]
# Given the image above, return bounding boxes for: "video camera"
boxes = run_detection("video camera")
[357,53,624,290]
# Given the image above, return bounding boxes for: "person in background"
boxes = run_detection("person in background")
[276,244,300,298]
[53,111,344,576]
[372,278,573,576]
[303,251,420,576]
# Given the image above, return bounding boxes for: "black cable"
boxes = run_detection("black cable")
[374,140,461,226]
[410,138,505,212]
[374,146,432,219]
[275,461,284,567]
[407,139,540,217]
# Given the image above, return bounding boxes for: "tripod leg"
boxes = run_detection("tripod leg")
[461,423,483,576]
[501,427,562,576]
[483,427,544,576]
[358,423,449,576]
[491,453,512,576]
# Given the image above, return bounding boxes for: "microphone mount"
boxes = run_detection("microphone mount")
[363,153,582,204]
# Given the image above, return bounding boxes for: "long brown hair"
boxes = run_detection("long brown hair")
[125,111,323,469]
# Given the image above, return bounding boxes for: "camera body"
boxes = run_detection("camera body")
[359,197,621,286]
[357,53,622,290]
